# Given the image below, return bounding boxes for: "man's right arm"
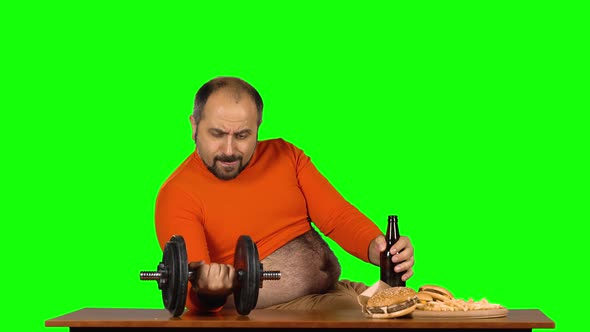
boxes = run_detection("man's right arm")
[155,184,232,312]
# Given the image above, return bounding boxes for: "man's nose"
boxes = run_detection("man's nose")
[223,136,235,155]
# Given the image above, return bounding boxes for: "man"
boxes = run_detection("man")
[155,76,415,313]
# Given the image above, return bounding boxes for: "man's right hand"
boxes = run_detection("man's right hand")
[189,261,236,306]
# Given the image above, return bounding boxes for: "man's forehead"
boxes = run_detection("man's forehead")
[205,88,254,110]
[201,97,256,129]
[202,116,255,130]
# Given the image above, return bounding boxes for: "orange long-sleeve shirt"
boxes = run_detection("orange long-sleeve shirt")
[154,138,382,312]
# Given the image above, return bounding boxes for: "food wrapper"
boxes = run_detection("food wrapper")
[357,281,399,318]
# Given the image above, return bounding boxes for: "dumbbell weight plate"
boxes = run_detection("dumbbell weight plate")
[233,235,261,315]
[162,235,188,317]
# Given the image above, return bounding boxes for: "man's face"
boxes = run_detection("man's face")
[191,89,259,180]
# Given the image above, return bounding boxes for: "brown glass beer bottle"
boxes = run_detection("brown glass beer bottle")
[380,215,405,287]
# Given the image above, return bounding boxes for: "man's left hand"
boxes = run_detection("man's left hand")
[369,235,414,282]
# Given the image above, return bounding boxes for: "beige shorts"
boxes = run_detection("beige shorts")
[264,280,368,311]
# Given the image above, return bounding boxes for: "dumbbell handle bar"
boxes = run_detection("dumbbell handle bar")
[140,270,281,284]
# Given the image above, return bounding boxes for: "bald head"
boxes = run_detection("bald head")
[193,77,263,126]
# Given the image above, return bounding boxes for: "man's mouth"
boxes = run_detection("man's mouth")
[218,160,239,167]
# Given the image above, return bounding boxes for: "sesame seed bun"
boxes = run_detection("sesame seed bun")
[418,285,453,302]
[366,287,418,318]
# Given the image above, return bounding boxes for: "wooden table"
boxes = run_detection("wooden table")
[45,308,555,331]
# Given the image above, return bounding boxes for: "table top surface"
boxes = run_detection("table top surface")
[45,308,555,329]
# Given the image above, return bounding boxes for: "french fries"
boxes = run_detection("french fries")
[421,297,503,312]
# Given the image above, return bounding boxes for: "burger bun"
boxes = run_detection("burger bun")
[418,285,453,302]
[365,287,418,319]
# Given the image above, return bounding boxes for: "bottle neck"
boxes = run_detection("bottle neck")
[386,215,399,247]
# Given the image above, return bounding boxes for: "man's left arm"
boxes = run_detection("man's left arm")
[293,146,414,279]
[292,145,379,261]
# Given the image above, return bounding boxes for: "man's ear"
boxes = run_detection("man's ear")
[189,115,198,141]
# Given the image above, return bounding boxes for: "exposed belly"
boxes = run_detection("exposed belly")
[226,228,341,309]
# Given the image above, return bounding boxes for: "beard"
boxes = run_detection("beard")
[205,154,249,180]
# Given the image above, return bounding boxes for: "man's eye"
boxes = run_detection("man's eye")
[211,132,224,138]
[236,133,249,140]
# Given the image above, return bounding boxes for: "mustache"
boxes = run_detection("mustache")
[214,155,242,163]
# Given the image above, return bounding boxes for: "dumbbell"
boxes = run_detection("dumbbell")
[140,235,281,316]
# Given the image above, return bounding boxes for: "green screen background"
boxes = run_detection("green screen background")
[1,2,587,331]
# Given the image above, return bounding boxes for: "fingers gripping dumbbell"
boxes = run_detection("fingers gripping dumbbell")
[140,235,281,316]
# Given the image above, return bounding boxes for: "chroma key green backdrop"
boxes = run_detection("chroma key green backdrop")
[1,2,587,332]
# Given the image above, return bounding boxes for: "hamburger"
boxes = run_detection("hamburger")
[365,287,419,318]
[416,292,433,303]
[418,285,453,302]
[416,292,433,309]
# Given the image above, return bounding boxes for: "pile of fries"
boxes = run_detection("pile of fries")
[416,285,504,312]
[419,298,504,312]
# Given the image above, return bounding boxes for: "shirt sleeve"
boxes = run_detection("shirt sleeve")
[291,144,383,262]
[154,183,224,313]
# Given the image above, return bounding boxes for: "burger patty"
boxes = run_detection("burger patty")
[366,297,418,314]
